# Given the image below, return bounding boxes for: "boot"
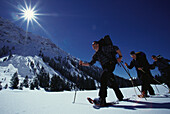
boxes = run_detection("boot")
[99,98,106,106]
[138,91,149,98]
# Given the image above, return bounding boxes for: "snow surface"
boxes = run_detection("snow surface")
[0,85,170,114]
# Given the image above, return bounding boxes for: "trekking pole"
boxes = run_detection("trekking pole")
[119,62,147,100]
[72,64,80,104]
[141,69,169,90]
[72,86,77,104]
[155,84,160,94]
[119,62,141,93]
[140,69,160,94]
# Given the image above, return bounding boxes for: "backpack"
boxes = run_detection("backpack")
[98,35,113,47]
[158,57,170,68]
[98,35,118,62]
[136,52,146,60]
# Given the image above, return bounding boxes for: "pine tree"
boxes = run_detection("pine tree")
[30,82,35,90]
[4,84,8,89]
[0,82,2,90]
[37,67,50,90]
[23,76,29,88]
[8,50,13,60]
[50,74,67,91]
[50,74,58,91]
[19,83,23,90]
[30,61,34,69]
[43,73,50,91]
[33,76,39,89]
[10,72,19,89]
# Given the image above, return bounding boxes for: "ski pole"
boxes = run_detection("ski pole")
[72,86,77,104]
[119,62,141,93]
[141,69,169,90]
[73,78,78,104]
[73,64,80,104]
[140,69,160,94]
[119,62,147,100]
[155,84,160,94]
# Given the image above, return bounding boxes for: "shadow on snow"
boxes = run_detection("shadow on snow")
[106,100,170,110]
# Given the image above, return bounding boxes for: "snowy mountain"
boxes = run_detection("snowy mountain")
[0,55,63,87]
[0,16,132,91]
[0,17,68,58]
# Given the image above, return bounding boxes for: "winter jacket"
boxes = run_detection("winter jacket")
[152,58,170,75]
[89,45,119,69]
[127,52,152,79]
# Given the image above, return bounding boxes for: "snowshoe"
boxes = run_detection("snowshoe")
[87,97,119,109]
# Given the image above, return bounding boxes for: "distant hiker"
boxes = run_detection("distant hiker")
[151,55,170,92]
[125,51,155,98]
[79,35,124,106]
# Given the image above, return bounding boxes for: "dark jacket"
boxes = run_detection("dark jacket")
[152,58,170,75]
[89,45,119,69]
[127,52,152,79]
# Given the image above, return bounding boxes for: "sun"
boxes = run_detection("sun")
[12,0,57,38]
[17,0,40,31]
[13,0,48,37]
[23,8,35,20]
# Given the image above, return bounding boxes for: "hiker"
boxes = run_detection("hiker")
[151,55,170,92]
[125,51,155,98]
[79,35,124,106]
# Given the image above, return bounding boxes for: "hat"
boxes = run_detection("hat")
[130,51,135,55]
[92,41,99,45]
[152,55,156,58]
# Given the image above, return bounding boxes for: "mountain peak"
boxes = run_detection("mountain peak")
[0,17,68,58]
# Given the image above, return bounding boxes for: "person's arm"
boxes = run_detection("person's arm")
[79,60,90,66]
[113,46,122,63]
[165,59,170,62]
[150,62,156,70]
[140,56,151,71]
[125,61,134,69]
[116,49,122,63]
[79,53,97,67]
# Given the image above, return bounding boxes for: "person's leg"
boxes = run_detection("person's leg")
[108,73,124,100]
[165,71,170,89]
[98,70,109,105]
[147,83,155,95]
[143,76,155,96]
[141,82,147,96]
[140,74,148,97]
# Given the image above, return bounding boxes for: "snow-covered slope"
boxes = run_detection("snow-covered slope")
[0,55,60,78]
[0,17,68,58]
[0,55,70,89]
[0,85,169,114]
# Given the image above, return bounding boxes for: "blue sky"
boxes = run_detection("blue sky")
[0,0,170,79]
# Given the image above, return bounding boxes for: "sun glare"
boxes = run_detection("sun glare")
[13,0,49,37]
[24,9,35,20]
[11,0,58,38]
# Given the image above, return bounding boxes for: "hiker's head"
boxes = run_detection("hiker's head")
[152,55,158,61]
[92,41,99,51]
[130,51,136,59]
